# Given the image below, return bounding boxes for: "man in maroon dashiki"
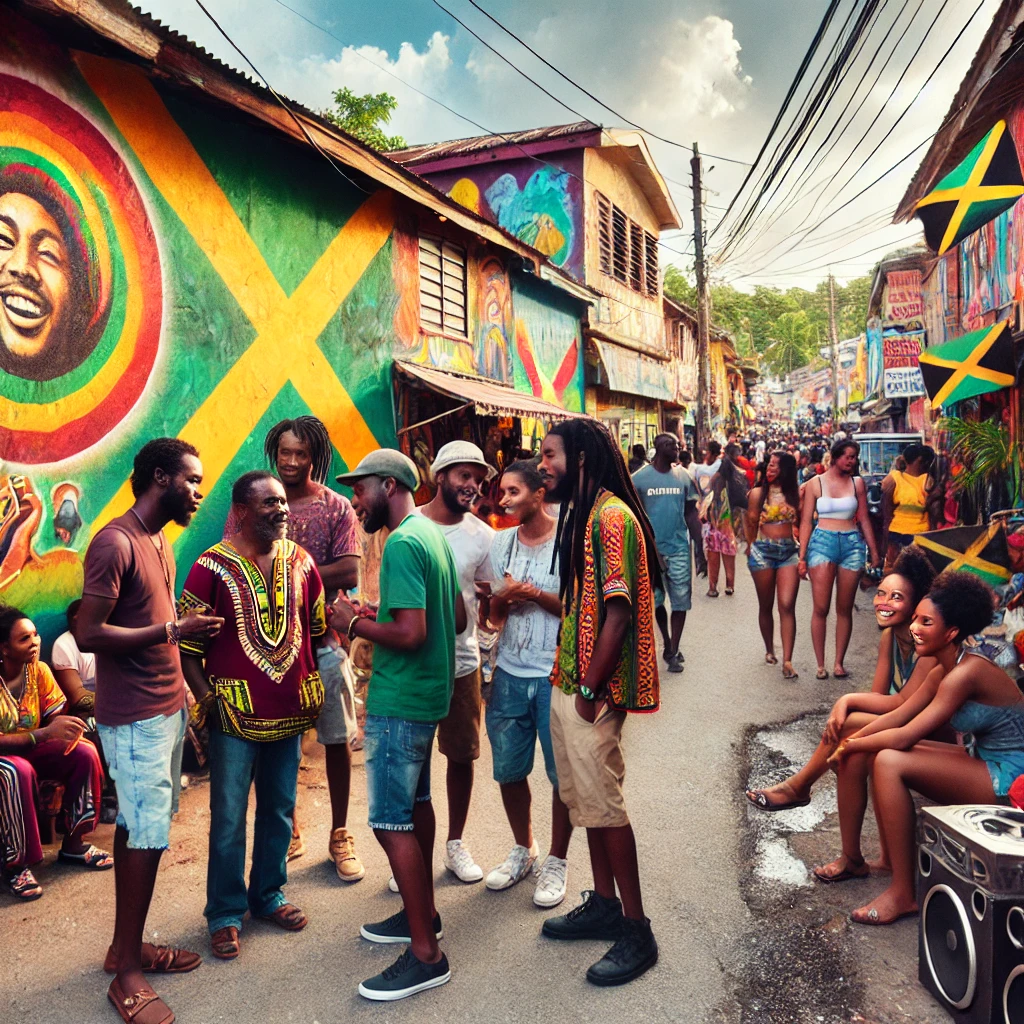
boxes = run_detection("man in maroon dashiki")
[223,415,363,881]
[181,471,326,960]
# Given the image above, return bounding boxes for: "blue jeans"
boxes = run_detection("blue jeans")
[485,666,558,787]
[364,715,436,832]
[204,728,302,934]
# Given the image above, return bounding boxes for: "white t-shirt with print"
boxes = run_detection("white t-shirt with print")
[414,508,495,679]
[489,527,561,679]
[51,630,97,692]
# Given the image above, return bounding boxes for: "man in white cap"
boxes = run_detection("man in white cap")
[331,448,465,1000]
[415,440,496,884]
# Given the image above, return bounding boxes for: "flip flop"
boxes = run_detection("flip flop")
[706,589,719,598]
[850,905,918,926]
[745,789,811,812]
[724,587,735,596]
[765,653,779,665]
[3,867,42,900]
[815,668,829,680]
[58,844,113,870]
[833,668,850,679]
[813,859,868,883]
[782,667,800,680]
[104,945,202,975]
[107,977,174,1024]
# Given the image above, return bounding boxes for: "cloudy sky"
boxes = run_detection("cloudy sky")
[139,0,1000,291]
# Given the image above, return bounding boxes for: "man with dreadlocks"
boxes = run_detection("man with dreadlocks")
[225,416,363,882]
[537,419,661,987]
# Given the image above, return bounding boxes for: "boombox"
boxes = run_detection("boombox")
[917,805,1024,1024]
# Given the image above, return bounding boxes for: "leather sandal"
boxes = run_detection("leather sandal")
[107,977,174,1024]
[104,945,202,975]
[211,927,240,960]
[258,903,307,931]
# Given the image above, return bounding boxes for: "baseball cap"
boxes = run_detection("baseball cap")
[430,440,497,481]
[335,449,419,492]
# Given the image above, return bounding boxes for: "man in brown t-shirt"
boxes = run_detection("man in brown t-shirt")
[79,438,223,1024]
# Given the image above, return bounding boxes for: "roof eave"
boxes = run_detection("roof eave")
[603,129,683,230]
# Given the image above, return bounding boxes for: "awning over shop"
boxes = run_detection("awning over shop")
[592,339,674,402]
[394,360,582,425]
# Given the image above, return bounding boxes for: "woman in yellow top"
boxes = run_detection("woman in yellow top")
[881,444,935,570]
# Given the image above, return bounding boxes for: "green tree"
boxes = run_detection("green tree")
[323,87,406,151]
[764,310,814,376]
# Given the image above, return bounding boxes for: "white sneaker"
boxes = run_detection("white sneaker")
[444,839,483,883]
[387,875,399,893]
[485,840,539,891]
[533,855,568,908]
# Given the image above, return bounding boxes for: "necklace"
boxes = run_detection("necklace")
[130,507,173,601]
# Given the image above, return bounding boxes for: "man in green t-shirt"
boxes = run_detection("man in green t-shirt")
[332,449,464,1002]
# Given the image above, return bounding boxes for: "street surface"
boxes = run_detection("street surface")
[7,575,948,1023]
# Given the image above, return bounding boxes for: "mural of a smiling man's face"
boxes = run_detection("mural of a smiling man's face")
[0,190,72,364]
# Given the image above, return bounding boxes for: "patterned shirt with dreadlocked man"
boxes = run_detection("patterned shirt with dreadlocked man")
[551,489,659,713]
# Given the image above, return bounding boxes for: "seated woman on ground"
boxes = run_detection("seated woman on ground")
[746,545,937,813]
[0,605,109,900]
[828,571,1020,925]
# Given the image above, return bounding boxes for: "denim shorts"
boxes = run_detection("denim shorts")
[748,538,799,572]
[363,714,436,832]
[485,666,558,788]
[96,708,186,850]
[654,549,692,612]
[806,527,867,572]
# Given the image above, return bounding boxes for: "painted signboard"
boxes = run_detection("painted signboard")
[883,333,926,398]
[884,270,924,327]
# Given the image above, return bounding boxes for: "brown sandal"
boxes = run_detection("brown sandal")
[258,903,307,931]
[107,977,174,1024]
[104,945,202,975]
[211,927,240,960]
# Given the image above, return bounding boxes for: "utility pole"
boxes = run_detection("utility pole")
[828,272,839,428]
[692,142,710,451]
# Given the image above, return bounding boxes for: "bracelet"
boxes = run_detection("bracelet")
[27,731,37,747]
[165,620,181,646]
[347,615,360,641]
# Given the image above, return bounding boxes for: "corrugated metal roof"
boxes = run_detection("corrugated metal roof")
[391,122,600,165]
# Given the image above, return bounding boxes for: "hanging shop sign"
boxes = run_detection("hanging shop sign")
[883,333,926,398]
[883,270,924,327]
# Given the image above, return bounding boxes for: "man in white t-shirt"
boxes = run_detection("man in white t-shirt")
[51,599,97,715]
[416,441,495,885]
[692,440,722,496]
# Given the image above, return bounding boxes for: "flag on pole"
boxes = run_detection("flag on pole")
[913,523,1011,586]
[914,121,1024,255]
[917,320,1016,409]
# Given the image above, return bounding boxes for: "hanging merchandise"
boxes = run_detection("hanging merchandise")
[915,120,1024,255]
[918,319,1016,409]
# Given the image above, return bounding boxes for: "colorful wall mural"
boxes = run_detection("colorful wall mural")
[427,153,585,281]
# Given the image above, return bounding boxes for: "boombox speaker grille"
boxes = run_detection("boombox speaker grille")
[923,883,978,1010]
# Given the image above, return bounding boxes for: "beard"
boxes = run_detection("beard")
[160,485,195,528]
[543,472,572,504]
[253,514,286,546]
[361,492,390,534]
[439,479,471,516]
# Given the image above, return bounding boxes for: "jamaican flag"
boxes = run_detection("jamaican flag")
[915,121,1024,255]
[917,320,1016,409]
[913,523,1011,586]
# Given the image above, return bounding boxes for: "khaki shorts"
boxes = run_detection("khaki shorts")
[315,646,358,747]
[437,669,482,764]
[549,686,629,828]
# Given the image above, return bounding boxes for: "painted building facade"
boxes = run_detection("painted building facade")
[0,0,587,640]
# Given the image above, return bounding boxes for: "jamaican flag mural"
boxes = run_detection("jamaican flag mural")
[913,524,1011,586]
[917,319,1016,409]
[915,120,1024,255]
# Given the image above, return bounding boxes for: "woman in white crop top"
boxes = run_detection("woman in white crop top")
[798,439,881,680]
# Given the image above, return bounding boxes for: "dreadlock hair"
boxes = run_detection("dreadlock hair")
[264,416,333,485]
[547,418,662,613]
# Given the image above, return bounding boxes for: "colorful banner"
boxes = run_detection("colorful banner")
[883,333,926,398]
[883,270,924,325]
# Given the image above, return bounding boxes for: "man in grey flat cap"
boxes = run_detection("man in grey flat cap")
[330,449,466,1002]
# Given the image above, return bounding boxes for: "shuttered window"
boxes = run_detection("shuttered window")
[419,234,467,337]
[594,191,659,298]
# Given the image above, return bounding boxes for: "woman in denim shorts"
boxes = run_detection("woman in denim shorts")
[744,452,801,679]
[798,440,881,680]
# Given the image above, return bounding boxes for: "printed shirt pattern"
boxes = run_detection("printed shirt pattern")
[552,490,660,713]
[0,661,66,733]
[179,540,327,742]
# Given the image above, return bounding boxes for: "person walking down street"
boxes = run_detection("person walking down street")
[0,607,107,901]
[627,444,648,474]
[678,450,708,578]
[482,460,573,906]
[632,433,694,673]
[538,419,661,987]
[881,443,935,570]
[77,439,224,1024]
[703,448,743,598]
[798,439,881,680]
[180,471,327,961]
[332,450,465,1001]
[225,417,363,882]
[744,451,801,679]
[416,441,495,886]
[692,439,721,497]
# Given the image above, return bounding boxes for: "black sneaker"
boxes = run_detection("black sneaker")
[360,908,443,944]
[542,890,624,940]
[667,653,685,674]
[358,948,451,1001]
[586,916,659,986]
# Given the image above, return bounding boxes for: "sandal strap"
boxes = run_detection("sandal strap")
[115,990,160,1021]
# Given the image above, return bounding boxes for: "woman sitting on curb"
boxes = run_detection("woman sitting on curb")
[746,545,937,814]
[829,571,1022,925]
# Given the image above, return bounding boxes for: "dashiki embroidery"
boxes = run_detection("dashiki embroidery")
[179,540,327,742]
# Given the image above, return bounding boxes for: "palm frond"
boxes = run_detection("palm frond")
[940,417,1015,493]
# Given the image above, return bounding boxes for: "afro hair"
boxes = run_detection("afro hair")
[926,570,996,643]
[890,544,938,607]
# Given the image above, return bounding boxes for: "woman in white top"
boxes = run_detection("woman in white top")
[798,439,881,680]
[481,460,572,909]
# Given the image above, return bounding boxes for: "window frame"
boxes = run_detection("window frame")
[418,233,469,339]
